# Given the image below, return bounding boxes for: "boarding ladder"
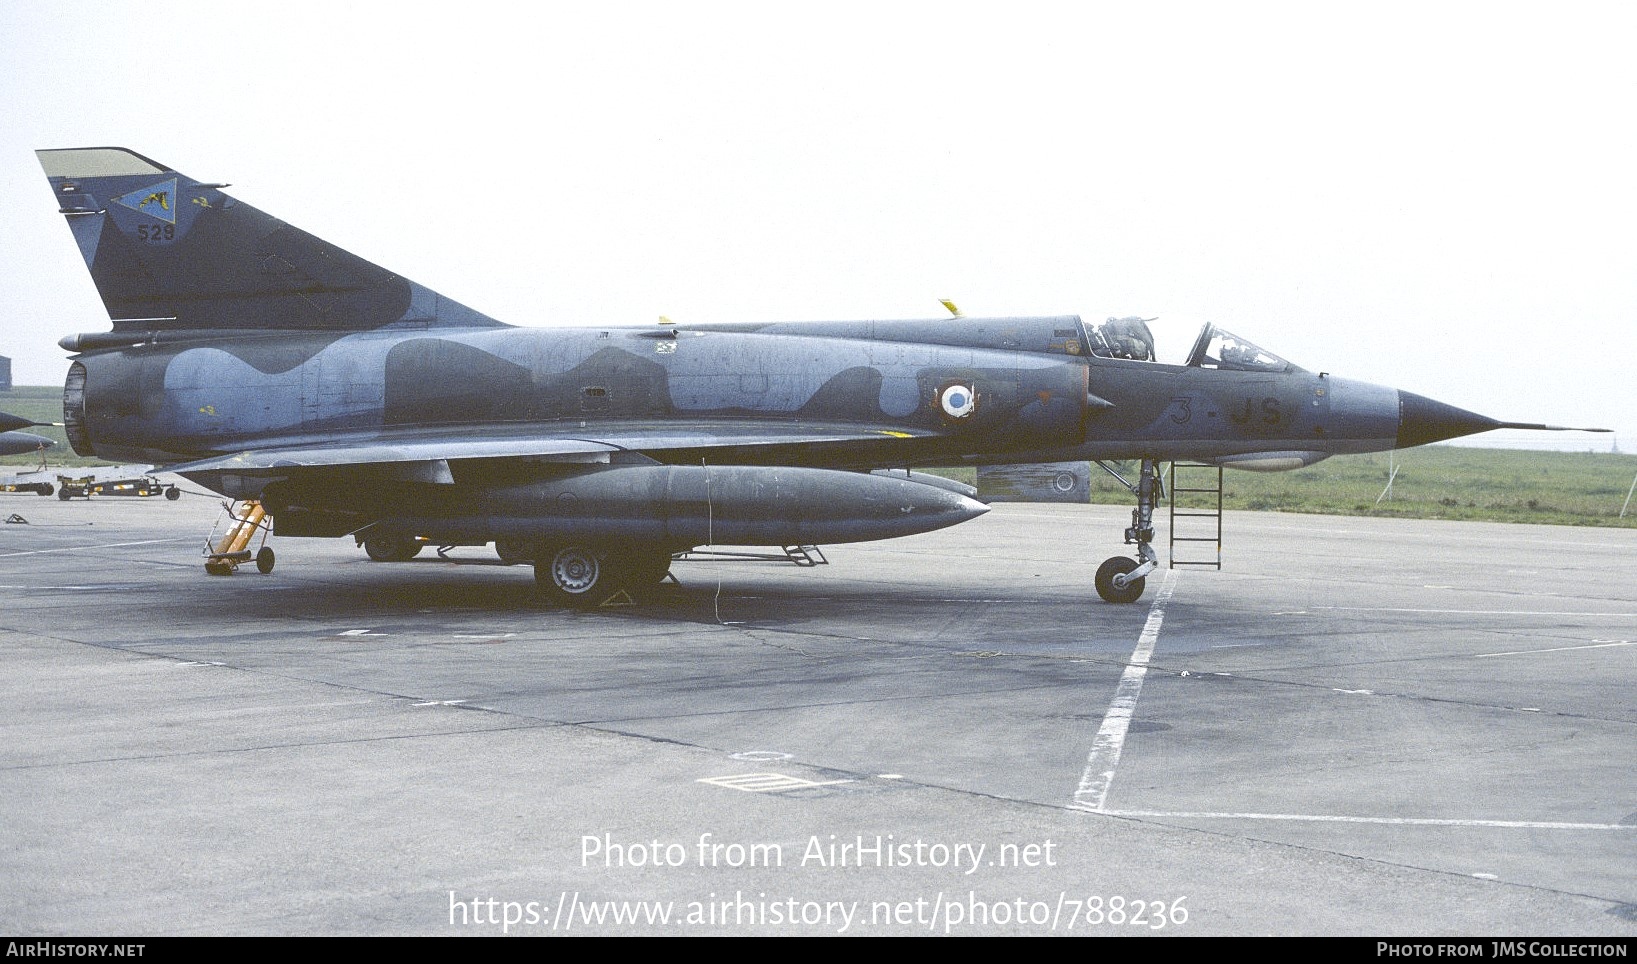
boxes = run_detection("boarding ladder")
[1168,462,1223,570]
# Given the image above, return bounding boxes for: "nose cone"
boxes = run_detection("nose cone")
[1396,391,1501,448]
[0,411,41,433]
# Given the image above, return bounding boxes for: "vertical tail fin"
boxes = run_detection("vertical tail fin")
[37,147,504,343]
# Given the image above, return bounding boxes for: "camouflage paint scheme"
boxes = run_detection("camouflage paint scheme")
[37,148,1585,603]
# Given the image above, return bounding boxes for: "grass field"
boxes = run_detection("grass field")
[1093,448,1636,529]
[7,386,1634,527]
[922,451,1635,529]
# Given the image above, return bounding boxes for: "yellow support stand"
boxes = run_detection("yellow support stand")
[204,499,275,575]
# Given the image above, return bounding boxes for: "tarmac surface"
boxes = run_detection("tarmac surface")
[1,482,1633,936]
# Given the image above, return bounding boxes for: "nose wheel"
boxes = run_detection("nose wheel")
[1093,458,1163,604]
[1095,557,1146,604]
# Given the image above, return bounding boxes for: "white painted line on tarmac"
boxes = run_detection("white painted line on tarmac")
[1475,640,1635,658]
[0,538,188,558]
[1070,569,1178,813]
[1319,607,1637,618]
[9,585,132,591]
[1100,810,1635,830]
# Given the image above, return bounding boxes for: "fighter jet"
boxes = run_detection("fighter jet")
[0,411,55,456]
[34,147,1607,605]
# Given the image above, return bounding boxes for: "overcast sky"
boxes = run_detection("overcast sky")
[2,2,1631,450]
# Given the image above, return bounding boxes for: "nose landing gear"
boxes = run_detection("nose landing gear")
[1093,458,1162,604]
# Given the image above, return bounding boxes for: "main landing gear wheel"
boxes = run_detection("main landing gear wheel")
[364,534,422,562]
[1095,557,1145,604]
[535,545,615,608]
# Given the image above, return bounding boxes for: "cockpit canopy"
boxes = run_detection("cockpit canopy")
[1085,316,1157,361]
[1184,323,1299,373]
[1086,318,1300,372]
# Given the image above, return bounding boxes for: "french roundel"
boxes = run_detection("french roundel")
[939,382,976,419]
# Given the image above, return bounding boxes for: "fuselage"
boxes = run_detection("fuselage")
[61,315,1403,470]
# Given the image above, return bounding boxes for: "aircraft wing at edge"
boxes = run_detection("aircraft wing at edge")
[159,421,944,477]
